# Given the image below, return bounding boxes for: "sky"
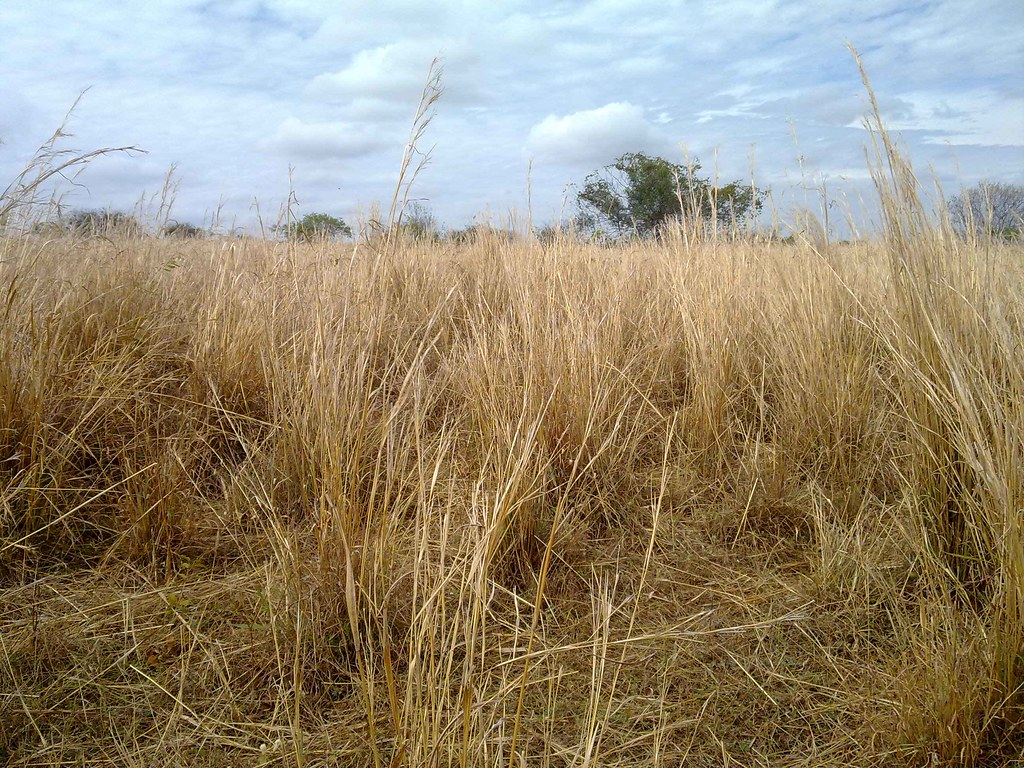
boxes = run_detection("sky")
[2,0,1022,236]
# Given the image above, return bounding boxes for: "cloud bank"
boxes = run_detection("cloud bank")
[0,0,1019,232]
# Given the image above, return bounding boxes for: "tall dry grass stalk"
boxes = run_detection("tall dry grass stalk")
[0,92,142,233]
[853,47,1024,763]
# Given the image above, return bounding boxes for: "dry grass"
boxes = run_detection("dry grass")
[1,212,1021,766]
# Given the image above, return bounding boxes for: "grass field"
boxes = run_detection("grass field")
[1,120,1023,765]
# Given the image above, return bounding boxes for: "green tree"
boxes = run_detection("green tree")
[576,152,764,239]
[277,212,352,242]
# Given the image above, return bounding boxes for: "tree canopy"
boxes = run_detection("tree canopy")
[948,181,1023,241]
[277,212,352,242]
[575,152,765,239]
[398,202,440,241]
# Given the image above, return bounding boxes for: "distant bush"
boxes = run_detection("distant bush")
[28,209,145,238]
[66,209,144,238]
[445,224,515,245]
[162,221,204,239]
[398,202,441,242]
[948,181,1024,241]
[445,225,477,245]
[534,223,573,246]
[30,220,68,238]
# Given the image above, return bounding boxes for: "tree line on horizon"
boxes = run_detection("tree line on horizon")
[19,153,1024,244]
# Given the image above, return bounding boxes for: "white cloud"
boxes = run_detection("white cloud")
[744,86,914,128]
[308,44,432,102]
[265,117,393,159]
[527,102,670,166]
[305,39,481,111]
[900,91,1024,147]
